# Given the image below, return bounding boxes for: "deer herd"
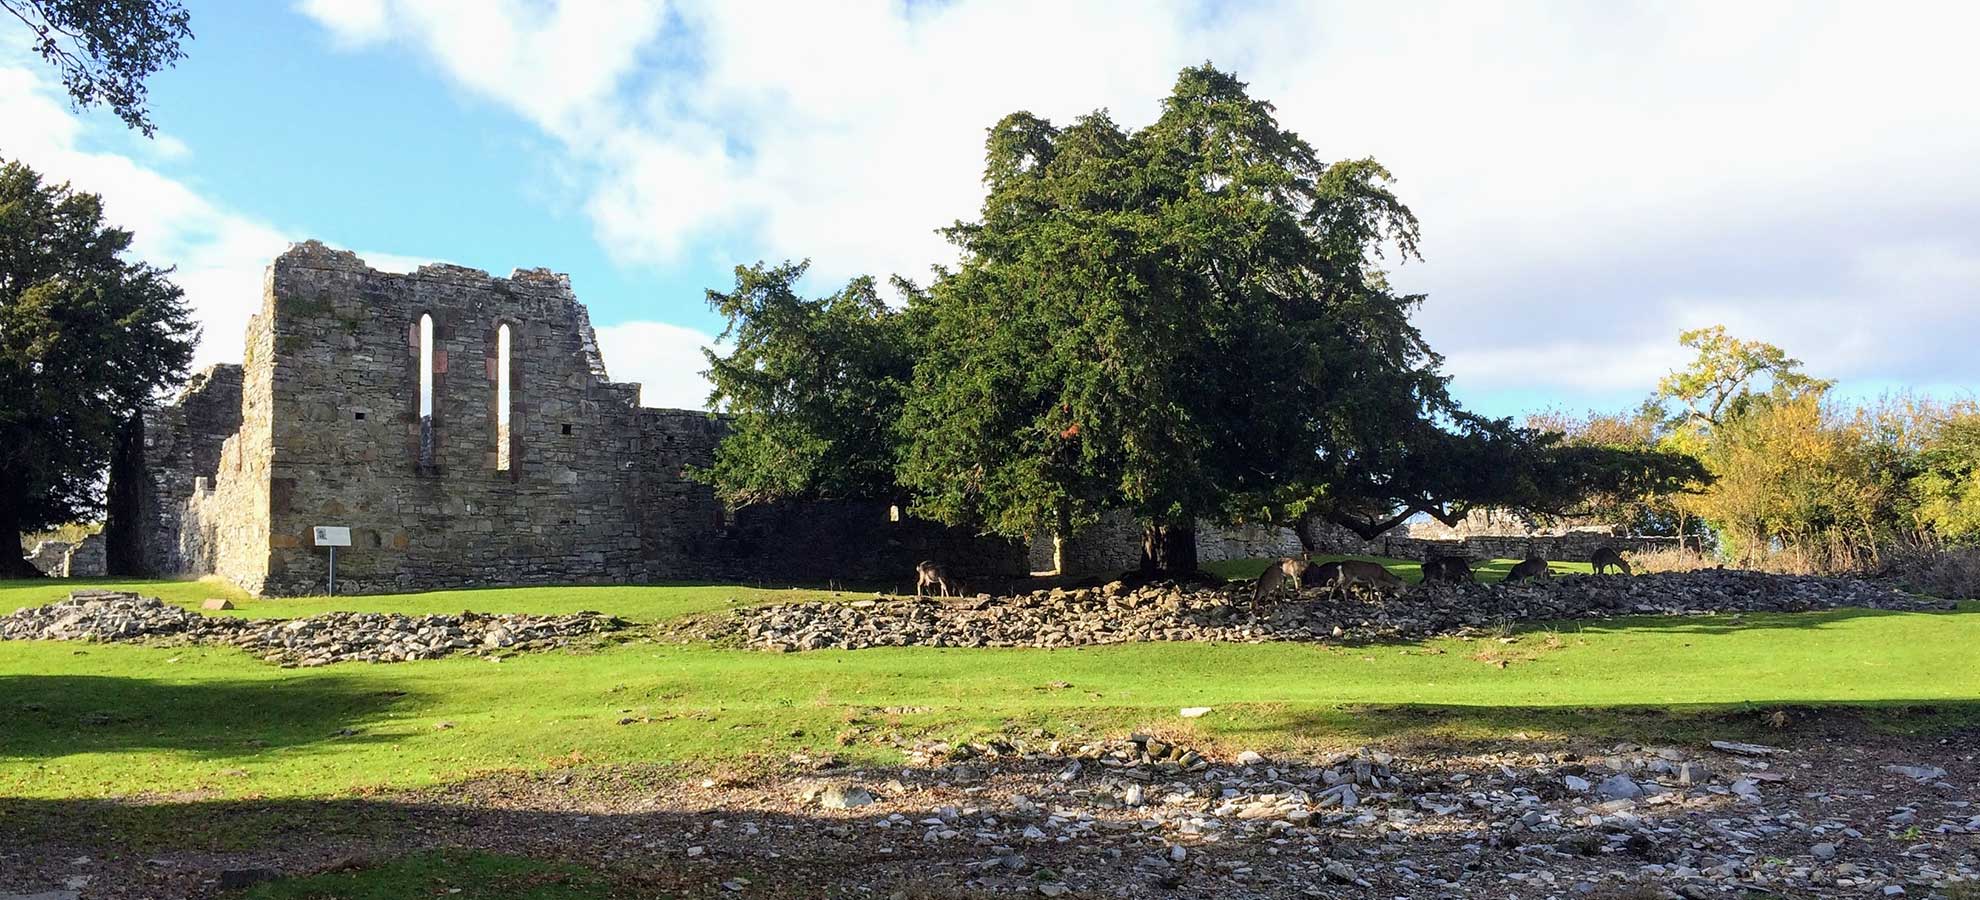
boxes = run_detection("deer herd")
[1250,546,1636,607]
[915,546,1637,606]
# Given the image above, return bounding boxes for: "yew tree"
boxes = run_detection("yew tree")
[702,65,1702,576]
[695,261,917,508]
[1,159,193,575]
[898,66,1451,573]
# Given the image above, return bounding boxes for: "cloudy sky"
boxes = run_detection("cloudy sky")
[4,0,1975,416]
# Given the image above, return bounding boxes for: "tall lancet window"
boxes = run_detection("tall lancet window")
[496,323,512,471]
[418,313,435,468]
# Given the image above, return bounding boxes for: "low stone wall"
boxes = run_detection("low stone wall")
[1,590,622,666]
[1374,533,1688,565]
[63,534,106,577]
[728,569,1945,652]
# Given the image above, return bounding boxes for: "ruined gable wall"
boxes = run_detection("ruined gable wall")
[256,242,646,595]
[183,291,279,592]
[106,363,244,575]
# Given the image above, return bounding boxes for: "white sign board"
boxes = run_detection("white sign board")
[312,526,352,547]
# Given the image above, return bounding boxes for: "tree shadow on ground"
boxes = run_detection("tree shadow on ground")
[1215,699,1980,748]
[1520,601,1974,637]
[0,674,415,759]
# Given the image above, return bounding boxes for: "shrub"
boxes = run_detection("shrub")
[1882,543,1980,600]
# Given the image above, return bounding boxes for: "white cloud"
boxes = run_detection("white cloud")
[299,0,1980,406]
[0,61,290,372]
[592,320,723,410]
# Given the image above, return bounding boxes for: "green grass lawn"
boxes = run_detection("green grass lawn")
[4,569,1976,802]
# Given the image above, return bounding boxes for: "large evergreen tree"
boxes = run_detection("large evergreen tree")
[1,159,193,575]
[696,261,916,507]
[701,65,1701,576]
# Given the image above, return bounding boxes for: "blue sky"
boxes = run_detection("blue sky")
[5,0,1976,416]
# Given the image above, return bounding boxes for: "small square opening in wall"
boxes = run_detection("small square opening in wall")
[560,423,573,435]
[353,411,367,421]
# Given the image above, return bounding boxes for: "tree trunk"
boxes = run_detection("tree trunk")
[0,476,45,579]
[1139,522,1198,577]
[1293,514,1319,554]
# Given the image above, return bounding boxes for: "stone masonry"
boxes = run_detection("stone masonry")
[107,242,1025,596]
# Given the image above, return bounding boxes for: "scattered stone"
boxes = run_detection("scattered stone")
[1178,707,1213,718]
[1812,842,1837,860]
[1597,774,1644,800]
[1710,740,1787,757]
[200,599,234,611]
[1881,764,1948,781]
[818,785,876,810]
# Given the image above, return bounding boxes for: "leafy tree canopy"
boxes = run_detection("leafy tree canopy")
[695,261,916,508]
[3,0,191,135]
[1656,325,1830,430]
[1,158,193,575]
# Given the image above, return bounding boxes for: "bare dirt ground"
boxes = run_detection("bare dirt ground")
[5,727,1976,899]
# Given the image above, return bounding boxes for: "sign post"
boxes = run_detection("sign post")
[312,526,351,596]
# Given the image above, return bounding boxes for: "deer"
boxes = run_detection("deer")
[914,560,956,600]
[1252,554,1311,607]
[1591,547,1633,576]
[1502,555,1553,584]
[1316,559,1406,598]
[1422,553,1477,584]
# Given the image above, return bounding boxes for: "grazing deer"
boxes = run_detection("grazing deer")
[1591,547,1633,576]
[915,560,955,600]
[1422,554,1476,584]
[1252,554,1310,607]
[1502,555,1552,584]
[1318,559,1406,598]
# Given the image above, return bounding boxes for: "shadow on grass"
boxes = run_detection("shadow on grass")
[1210,698,1980,749]
[0,674,416,759]
[1522,601,1975,637]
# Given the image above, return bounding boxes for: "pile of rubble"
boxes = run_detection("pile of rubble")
[731,569,1951,652]
[0,590,621,666]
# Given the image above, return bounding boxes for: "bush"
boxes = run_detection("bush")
[1628,546,1720,574]
[1883,543,1980,600]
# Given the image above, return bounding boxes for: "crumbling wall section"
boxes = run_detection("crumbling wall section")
[183,294,278,592]
[23,541,71,576]
[634,409,1028,587]
[106,364,243,575]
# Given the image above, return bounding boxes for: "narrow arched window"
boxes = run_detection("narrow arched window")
[496,323,512,471]
[418,313,435,467]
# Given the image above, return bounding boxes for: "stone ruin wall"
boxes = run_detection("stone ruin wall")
[1037,513,1681,578]
[107,242,1026,596]
[246,243,651,595]
[21,534,107,578]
